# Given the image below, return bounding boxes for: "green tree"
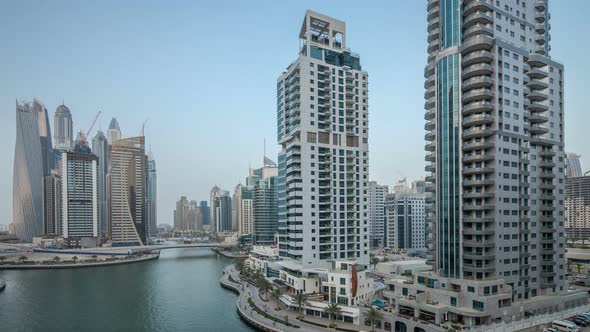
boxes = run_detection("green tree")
[235,258,245,275]
[294,293,308,314]
[370,256,380,270]
[72,256,79,263]
[366,307,382,332]
[53,256,61,263]
[258,278,272,301]
[576,263,584,275]
[18,255,27,263]
[326,302,342,322]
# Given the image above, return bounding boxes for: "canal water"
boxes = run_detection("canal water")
[0,248,255,332]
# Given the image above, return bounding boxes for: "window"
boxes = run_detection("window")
[473,300,485,312]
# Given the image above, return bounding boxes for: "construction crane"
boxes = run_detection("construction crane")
[79,111,102,145]
[141,118,149,137]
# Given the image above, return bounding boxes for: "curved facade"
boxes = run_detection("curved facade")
[13,101,45,242]
[110,136,147,246]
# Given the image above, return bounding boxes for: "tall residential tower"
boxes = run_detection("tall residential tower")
[383,0,586,326]
[277,11,369,267]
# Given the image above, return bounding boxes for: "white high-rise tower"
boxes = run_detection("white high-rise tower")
[277,11,369,268]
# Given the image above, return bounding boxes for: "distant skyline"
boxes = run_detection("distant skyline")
[1,0,589,226]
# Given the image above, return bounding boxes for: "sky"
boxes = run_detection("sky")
[0,0,589,227]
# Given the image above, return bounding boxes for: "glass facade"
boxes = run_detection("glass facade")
[436,0,461,276]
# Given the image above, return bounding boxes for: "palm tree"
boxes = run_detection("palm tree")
[258,278,272,301]
[576,263,584,275]
[294,293,308,314]
[18,255,27,263]
[91,255,98,260]
[326,302,342,323]
[235,258,245,274]
[271,288,283,307]
[72,256,79,263]
[370,256,380,270]
[366,307,382,332]
[53,256,61,263]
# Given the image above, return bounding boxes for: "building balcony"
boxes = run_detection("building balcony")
[463,12,493,29]
[462,88,493,103]
[527,79,548,90]
[529,91,549,101]
[462,63,493,79]
[424,108,435,120]
[427,5,440,20]
[528,68,548,79]
[463,190,495,199]
[428,27,440,43]
[463,23,494,39]
[427,0,439,11]
[535,12,546,23]
[463,153,494,163]
[463,101,493,115]
[529,124,549,135]
[461,35,494,53]
[528,114,548,124]
[462,50,493,67]
[528,102,549,112]
[535,23,546,34]
[463,216,494,223]
[463,203,495,211]
[463,140,494,151]
[463,179,494,186]
[425,141,435,152]
[463,240,495,248]
[462,166,494,175]
[425,120,435,131]
[463,227,494,236]
[462,114,494,127]
[535,0,546,11]
[425,131,435,141]
[463,0,494,16]
[462,76,493,92]
[462,127,494,139]
[428,16,440,33]
[535,34,546,45]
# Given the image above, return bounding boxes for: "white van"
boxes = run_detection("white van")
[552,320,581,332]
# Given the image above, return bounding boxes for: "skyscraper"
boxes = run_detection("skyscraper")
[199,201,210,228]
[53,104,73,151]
[277,11,369,267]
[42,171,62,235]
[13,99,53,242]
[61,135,99,248]
[565,176,590,240]
[174,196,190,230]
[147,152,157,238]
[110,136,147,246]
[107,117,122,144]
[382,0,586,326]
[92,130,109,238]
[234,184,254,235]
[253,176,278,245]
[385,192,426,251]
[368,181,388,249]
[566,152,583,178]
[210,186,232,233]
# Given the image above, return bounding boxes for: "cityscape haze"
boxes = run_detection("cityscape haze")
[1,1,589,228]
[2,1,590,332]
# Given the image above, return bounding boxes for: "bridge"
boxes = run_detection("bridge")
[2,242,237,256]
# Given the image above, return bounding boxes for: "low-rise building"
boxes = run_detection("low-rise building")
[376,259,432,276]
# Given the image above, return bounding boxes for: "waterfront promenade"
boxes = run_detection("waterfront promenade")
[220,265,367,332]
[0,252,159,270]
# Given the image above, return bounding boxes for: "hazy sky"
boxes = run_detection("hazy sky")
[1,1,588,227]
